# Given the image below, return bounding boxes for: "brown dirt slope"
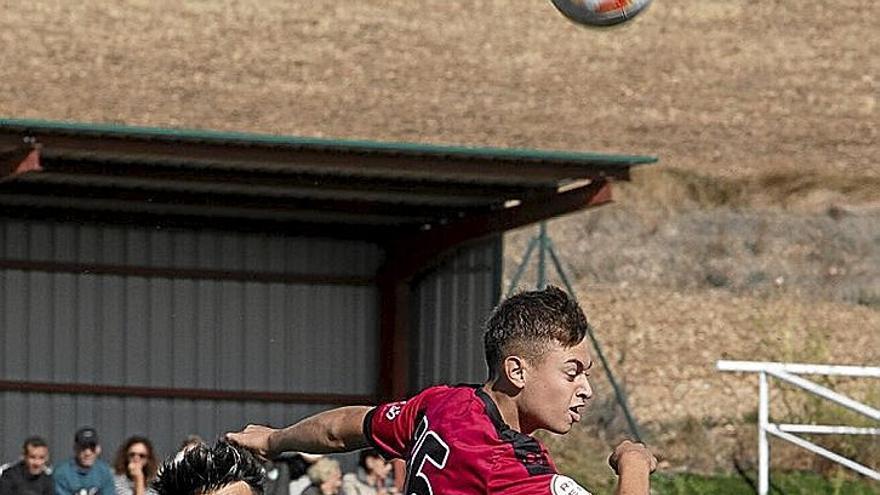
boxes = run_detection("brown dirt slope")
[2,0,878,480]
[1,0,878,183]
[505,172,879,477]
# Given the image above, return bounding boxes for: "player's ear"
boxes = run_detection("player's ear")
[503,356,526,389]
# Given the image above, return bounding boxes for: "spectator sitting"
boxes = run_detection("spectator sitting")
[53,427,115,495]
[0,435,53,495]
[112,436,159,495]
[262,457,291,495]
[153,441,264,495]
[301,458,343,495]
[341,450,396,495]
[283,453,322,495]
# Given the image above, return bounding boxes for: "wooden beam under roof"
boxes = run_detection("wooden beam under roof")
[381,179,614,283]
[0,180,487,223]
[0,206,395,241]
[0,191,429,226]
[29,156,557,206]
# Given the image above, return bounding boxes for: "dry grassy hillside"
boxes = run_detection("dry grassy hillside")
[2,0,878,482]
[1,0,878,183]
[505,171,880,480]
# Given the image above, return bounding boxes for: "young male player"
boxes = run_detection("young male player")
[228,286,656,494]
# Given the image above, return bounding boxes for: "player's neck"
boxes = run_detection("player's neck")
[482,382,524,433]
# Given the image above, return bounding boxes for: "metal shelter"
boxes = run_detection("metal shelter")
[0,118,656,457]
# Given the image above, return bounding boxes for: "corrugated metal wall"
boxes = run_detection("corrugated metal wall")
[410,238,502,390]
[0,218,382,462]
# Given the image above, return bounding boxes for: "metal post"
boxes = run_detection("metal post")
[508,223,644,442]
[718,361,880,485]
[506,235,539,297]
[758,372,769,495]
[548,238,643,442]
[767,425,880,481]
[537,222,547,289]
[766,369,880,421]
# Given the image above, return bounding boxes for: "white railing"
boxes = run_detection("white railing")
[717,360,880,494]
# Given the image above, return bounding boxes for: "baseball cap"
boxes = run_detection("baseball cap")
[74,427,99,448]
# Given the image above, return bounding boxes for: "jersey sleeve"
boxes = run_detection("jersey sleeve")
[363,387,440,459]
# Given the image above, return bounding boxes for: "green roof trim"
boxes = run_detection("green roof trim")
[0,117,658,166]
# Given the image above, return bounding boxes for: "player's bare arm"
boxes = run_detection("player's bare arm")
[226,405,371,458]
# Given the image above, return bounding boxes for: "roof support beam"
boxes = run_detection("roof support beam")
[378,277,411,401]
[0,379,373,406]
[381,179,613,284]
[0,132,635,183]
[34,158,553,204]
[0,148,41,182]
[0,206,392,241]
[0,182,450,225]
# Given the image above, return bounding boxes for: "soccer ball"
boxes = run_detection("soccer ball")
[550,0,653,28]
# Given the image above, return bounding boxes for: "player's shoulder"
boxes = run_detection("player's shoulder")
[412,384,487,415]
[415,383,480,402]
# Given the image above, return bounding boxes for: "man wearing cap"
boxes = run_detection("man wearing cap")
[53,427,116,495]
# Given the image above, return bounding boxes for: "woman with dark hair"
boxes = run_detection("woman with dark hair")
[112,436,159,495]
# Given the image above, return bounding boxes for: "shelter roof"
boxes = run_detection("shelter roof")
[0,118,656,241]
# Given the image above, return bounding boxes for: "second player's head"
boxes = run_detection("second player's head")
[153,441,265,495]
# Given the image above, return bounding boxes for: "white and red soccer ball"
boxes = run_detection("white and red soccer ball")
[550,0,653,28]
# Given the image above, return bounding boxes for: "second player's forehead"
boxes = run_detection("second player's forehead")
[206,481,255,495]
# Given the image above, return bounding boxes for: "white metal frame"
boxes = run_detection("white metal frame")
[717,360,880,494]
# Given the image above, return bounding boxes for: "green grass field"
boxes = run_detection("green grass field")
[650,472,879,495]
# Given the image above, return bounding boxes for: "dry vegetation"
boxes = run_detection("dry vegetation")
[1,0,877,180]
[2,0,878,483]
[507,168,879,479]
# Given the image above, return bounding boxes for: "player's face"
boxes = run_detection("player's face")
[24,445,49,475]
[520,339,593,434]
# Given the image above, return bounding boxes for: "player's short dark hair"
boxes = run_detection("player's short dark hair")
[484,285,589,379]
[153,441,265,495]
[22,436,48,453]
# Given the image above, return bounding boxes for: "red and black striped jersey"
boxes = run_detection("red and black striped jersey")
[364,384,592,495]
